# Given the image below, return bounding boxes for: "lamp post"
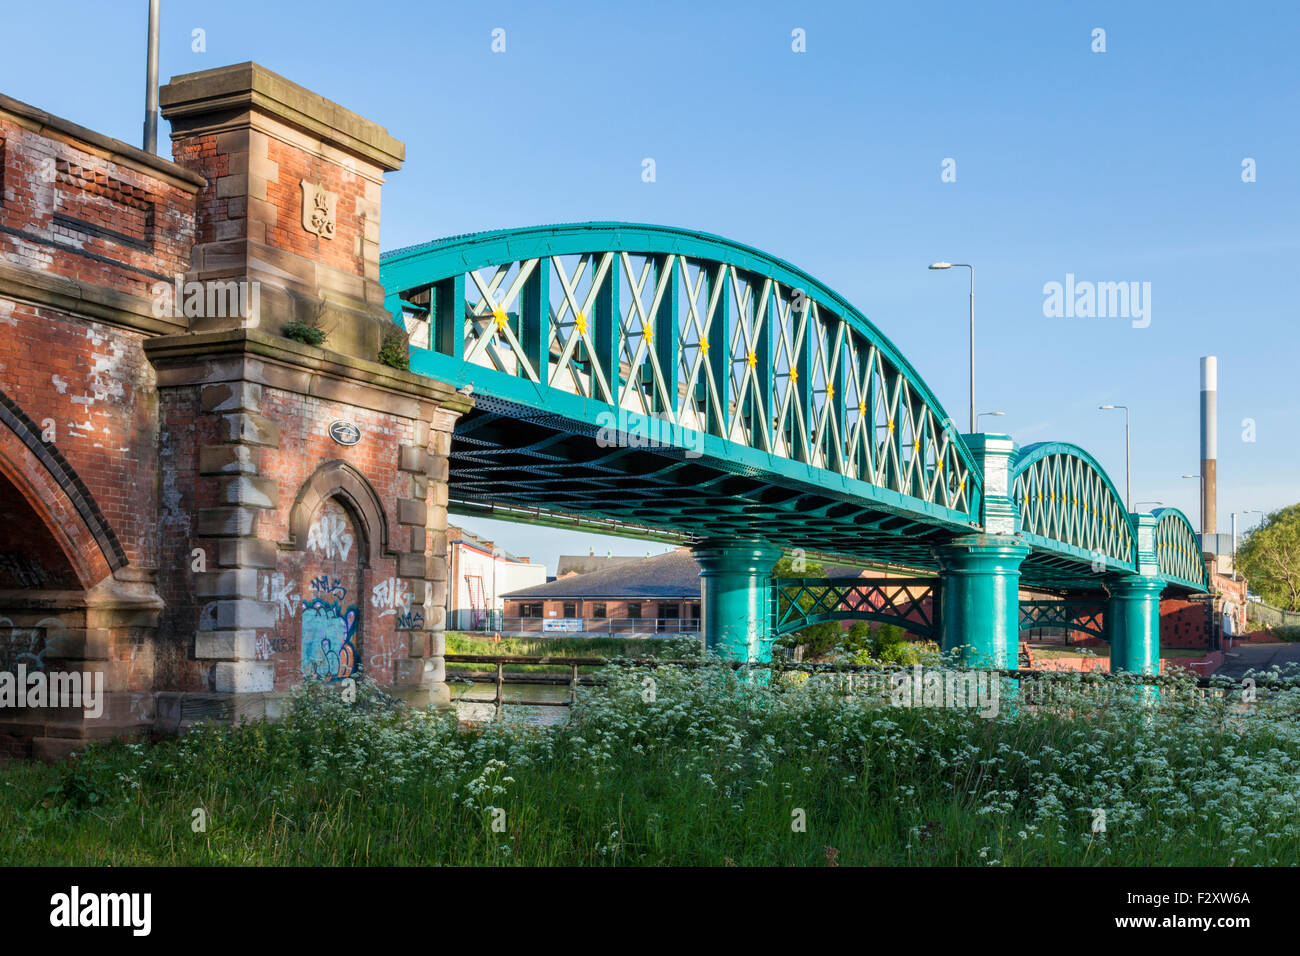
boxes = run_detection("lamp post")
[1134,500,1164,512]
[1099,404,1131,511]
[143,0,160,153]
[1182,475,1201,531]
[1231,509,1258,581]
[928,262,974,433]
[976,410,1004,432]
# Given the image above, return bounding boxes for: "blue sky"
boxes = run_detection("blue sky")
[5,1,1296,573]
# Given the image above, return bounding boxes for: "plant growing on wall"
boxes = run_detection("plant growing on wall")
[379,327,410,371]
[284,308,328,347]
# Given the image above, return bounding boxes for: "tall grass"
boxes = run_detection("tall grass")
[3,662,1300,866]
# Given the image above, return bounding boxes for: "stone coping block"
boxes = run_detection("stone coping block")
[159,62,405,172]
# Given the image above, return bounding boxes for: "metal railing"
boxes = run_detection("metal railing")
[445,654,1281,720]
[491,617,700,636]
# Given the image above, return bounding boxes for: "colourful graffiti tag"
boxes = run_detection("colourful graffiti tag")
[300,598,359,682]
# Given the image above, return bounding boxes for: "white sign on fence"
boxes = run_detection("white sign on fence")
[543,618,584,633]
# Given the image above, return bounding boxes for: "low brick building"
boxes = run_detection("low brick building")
[502,548,701,635]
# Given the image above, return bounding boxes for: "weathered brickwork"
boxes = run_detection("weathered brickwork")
[0,98,201,302]
[0,64,467,756]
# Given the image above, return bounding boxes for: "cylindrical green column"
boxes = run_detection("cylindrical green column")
[1108,577,1164,674]
[933,535,1029,668]
[691,539,783,662]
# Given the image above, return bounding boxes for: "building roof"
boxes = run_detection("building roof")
[502,551,876,601]
[447,524,531,564]
[504,548,702,600]
[556,553,646,577]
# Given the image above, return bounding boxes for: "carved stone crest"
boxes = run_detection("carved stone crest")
[300,180,337,239]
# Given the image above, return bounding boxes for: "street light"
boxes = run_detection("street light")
[1098,404,1131,511]
[1231,509,1259,581]
[1182,475,1201,530]
[976,410,1004,432]
[929,261,974,433]
[1134,500,1164,512]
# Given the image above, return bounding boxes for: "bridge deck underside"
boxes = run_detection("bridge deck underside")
[447,401,1195,596]
[449,403,967,567]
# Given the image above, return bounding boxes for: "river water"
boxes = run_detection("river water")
[448,680,573,726]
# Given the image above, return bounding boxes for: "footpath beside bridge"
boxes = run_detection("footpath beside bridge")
[0,62,1206,756]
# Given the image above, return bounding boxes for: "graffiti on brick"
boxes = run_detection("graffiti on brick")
[299,569,360,681]
[255,634,290,660]
[306,509,353,561]
[395,608,424,629]
[371,576,412,618]
[368,632,400,674]
[259,571,301,622]
[309,575,347,600]
[0,616,63,672]
[300,597,359,682]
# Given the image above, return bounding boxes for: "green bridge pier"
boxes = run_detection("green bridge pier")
[693,435,1171,676]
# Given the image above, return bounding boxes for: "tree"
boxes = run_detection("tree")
[1236,504,1300,611]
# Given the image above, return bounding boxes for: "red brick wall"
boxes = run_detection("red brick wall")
[170,134,231,247]
[255,386,421,690]
[0,114,197,300]
[155,383,218,693]
[0,300,159,571]
[1160,599,1211,649]
[263,138,367,275]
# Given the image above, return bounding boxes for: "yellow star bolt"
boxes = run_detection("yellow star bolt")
[827,384,835,401]
[858,400,866,417]
[492,309,508,333]
[644,325,654,343]
[699,336,709,355]
[789,367,798,383]
[575,311,588,336]
[887,419,895,434]
[746,349,757,369]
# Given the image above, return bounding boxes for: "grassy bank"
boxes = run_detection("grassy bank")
[3,663,1300,866]
[444,632,695,675]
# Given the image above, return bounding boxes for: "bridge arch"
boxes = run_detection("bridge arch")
[772,577,939,641]
[0,387,125,590]
[1151,507,1209,591]
[381,222,982,528]
[1010,441,1135,574]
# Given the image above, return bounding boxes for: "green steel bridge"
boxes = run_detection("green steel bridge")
[381,223,1208,673]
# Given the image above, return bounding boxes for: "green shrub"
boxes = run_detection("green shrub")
[283,317,327,347]
[379,327,410,370]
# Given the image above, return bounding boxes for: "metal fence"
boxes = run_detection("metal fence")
[445,654,1278,721]
[491,617,700,636]
[1247,601,1300,629]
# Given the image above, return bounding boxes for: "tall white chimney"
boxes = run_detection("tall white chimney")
[1200,356,1217,552]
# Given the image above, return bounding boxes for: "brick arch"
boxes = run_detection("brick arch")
[285,460,390,567]
[0,387,125,589]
